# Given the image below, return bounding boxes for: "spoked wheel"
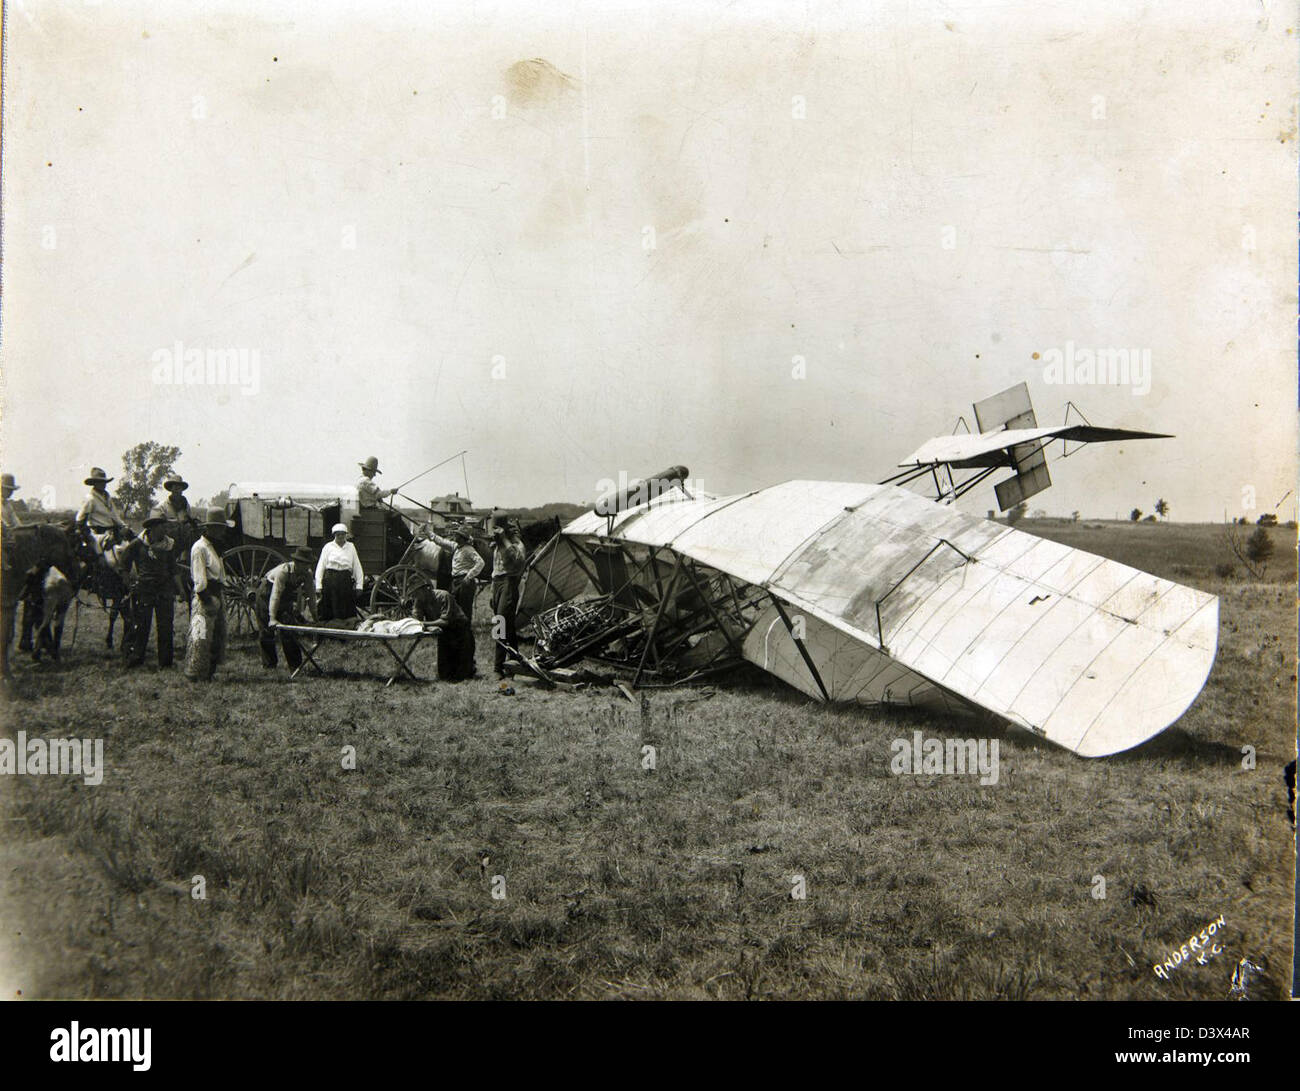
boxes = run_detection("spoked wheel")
[370,564,435,619]
[221,544,285,636]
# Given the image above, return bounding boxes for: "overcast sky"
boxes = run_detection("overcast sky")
[1,0,1295,522]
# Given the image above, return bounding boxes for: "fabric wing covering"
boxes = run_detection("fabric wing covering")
[520,481,1218,757]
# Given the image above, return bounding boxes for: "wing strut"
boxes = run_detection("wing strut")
[768,593,832,702]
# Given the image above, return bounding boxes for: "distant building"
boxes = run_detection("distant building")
[429,492,475,516]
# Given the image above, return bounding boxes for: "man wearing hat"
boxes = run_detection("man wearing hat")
[357,456,396,510]
[417,523,484,674]
[119,510,185,668]
[256,546,316,670]
[158,473,194,527]
[315,523,364,623]
[2,474,23,530]
[76,467,129,552]
[186,507,231,680]
[411,584,474,681]
[487,512,526,677]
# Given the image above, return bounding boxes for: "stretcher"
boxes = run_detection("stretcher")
[274,623,439,686]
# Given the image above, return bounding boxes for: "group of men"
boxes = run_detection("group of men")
[2,456,531,684]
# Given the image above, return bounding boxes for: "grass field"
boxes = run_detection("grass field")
[1,520,1295,1000]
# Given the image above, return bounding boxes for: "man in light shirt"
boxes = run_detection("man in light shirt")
[186,507,231,680]
[357,456,396,510]
[2,474,24,529]
[76,467,129,553]
[315,522,364,623]
[257,546,315,669]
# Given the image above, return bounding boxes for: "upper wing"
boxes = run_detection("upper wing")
[898,425,1173,469]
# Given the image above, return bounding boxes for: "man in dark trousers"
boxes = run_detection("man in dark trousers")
[256,546,316,670]
[487,515,525,677]
[120,510,185,668]
[412,584,473,681]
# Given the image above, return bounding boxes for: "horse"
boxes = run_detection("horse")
[1,522,79,674]
[70,523,135,649]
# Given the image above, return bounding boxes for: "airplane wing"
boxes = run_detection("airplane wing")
[520,480,1217,757]
[898,425,1173,469]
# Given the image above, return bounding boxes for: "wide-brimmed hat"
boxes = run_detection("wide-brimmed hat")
[201,506,233,528]
[290,546,315,564]
[84,467,113,486]
[162,473,189,492]
[450,526,472,543]
[1,473,18,493]
[331,522,348,536]
[358,456,381,474]
[142,509,168,529]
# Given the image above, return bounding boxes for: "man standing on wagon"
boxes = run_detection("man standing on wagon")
[315,523,364,623]
[186,507,231,680]
[357,456,396,510]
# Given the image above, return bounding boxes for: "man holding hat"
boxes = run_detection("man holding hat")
[357,456,396,510]
[2,474,24,529]
[315,523,364,623]
[119,510,185,668]
[186,506,232,680]
[487,512,526,677]
[256,546,315,670]
[76,467,129,552]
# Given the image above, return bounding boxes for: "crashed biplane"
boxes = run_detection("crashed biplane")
[517,384,1218,757]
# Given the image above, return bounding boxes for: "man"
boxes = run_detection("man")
[411,584,473,681]
[76,467,129,553]
[357,456,396,510]
[119,510,185,668]
[2,474,23,530]
[487,514,526,677]
[186,506,231,681]
[157,474,194,527]
[315,522,364,623]
[257,546,315,670]
[427,525,483,677]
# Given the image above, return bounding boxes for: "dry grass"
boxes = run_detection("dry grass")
[0,521,1294,999]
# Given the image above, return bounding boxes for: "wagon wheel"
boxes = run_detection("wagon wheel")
[221,544,285,636]
[369,564,435,619]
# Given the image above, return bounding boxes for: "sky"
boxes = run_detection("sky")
[1,0,1296,522]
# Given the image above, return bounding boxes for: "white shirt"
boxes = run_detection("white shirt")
[190,536,225,595]
[315,540,364,591]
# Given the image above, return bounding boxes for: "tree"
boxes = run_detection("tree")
[1005,502,1028,526]
[1257,513,1278,527]
[1130,508,1142,522]
[1154,498,1169,520]
[114,442,181,521]
[1071,510,1080,523]
[1246,527,1273,567]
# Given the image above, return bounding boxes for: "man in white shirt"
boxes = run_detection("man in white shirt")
[185,507,231,680]
[76,467,129,554]
[315,522,364,623]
